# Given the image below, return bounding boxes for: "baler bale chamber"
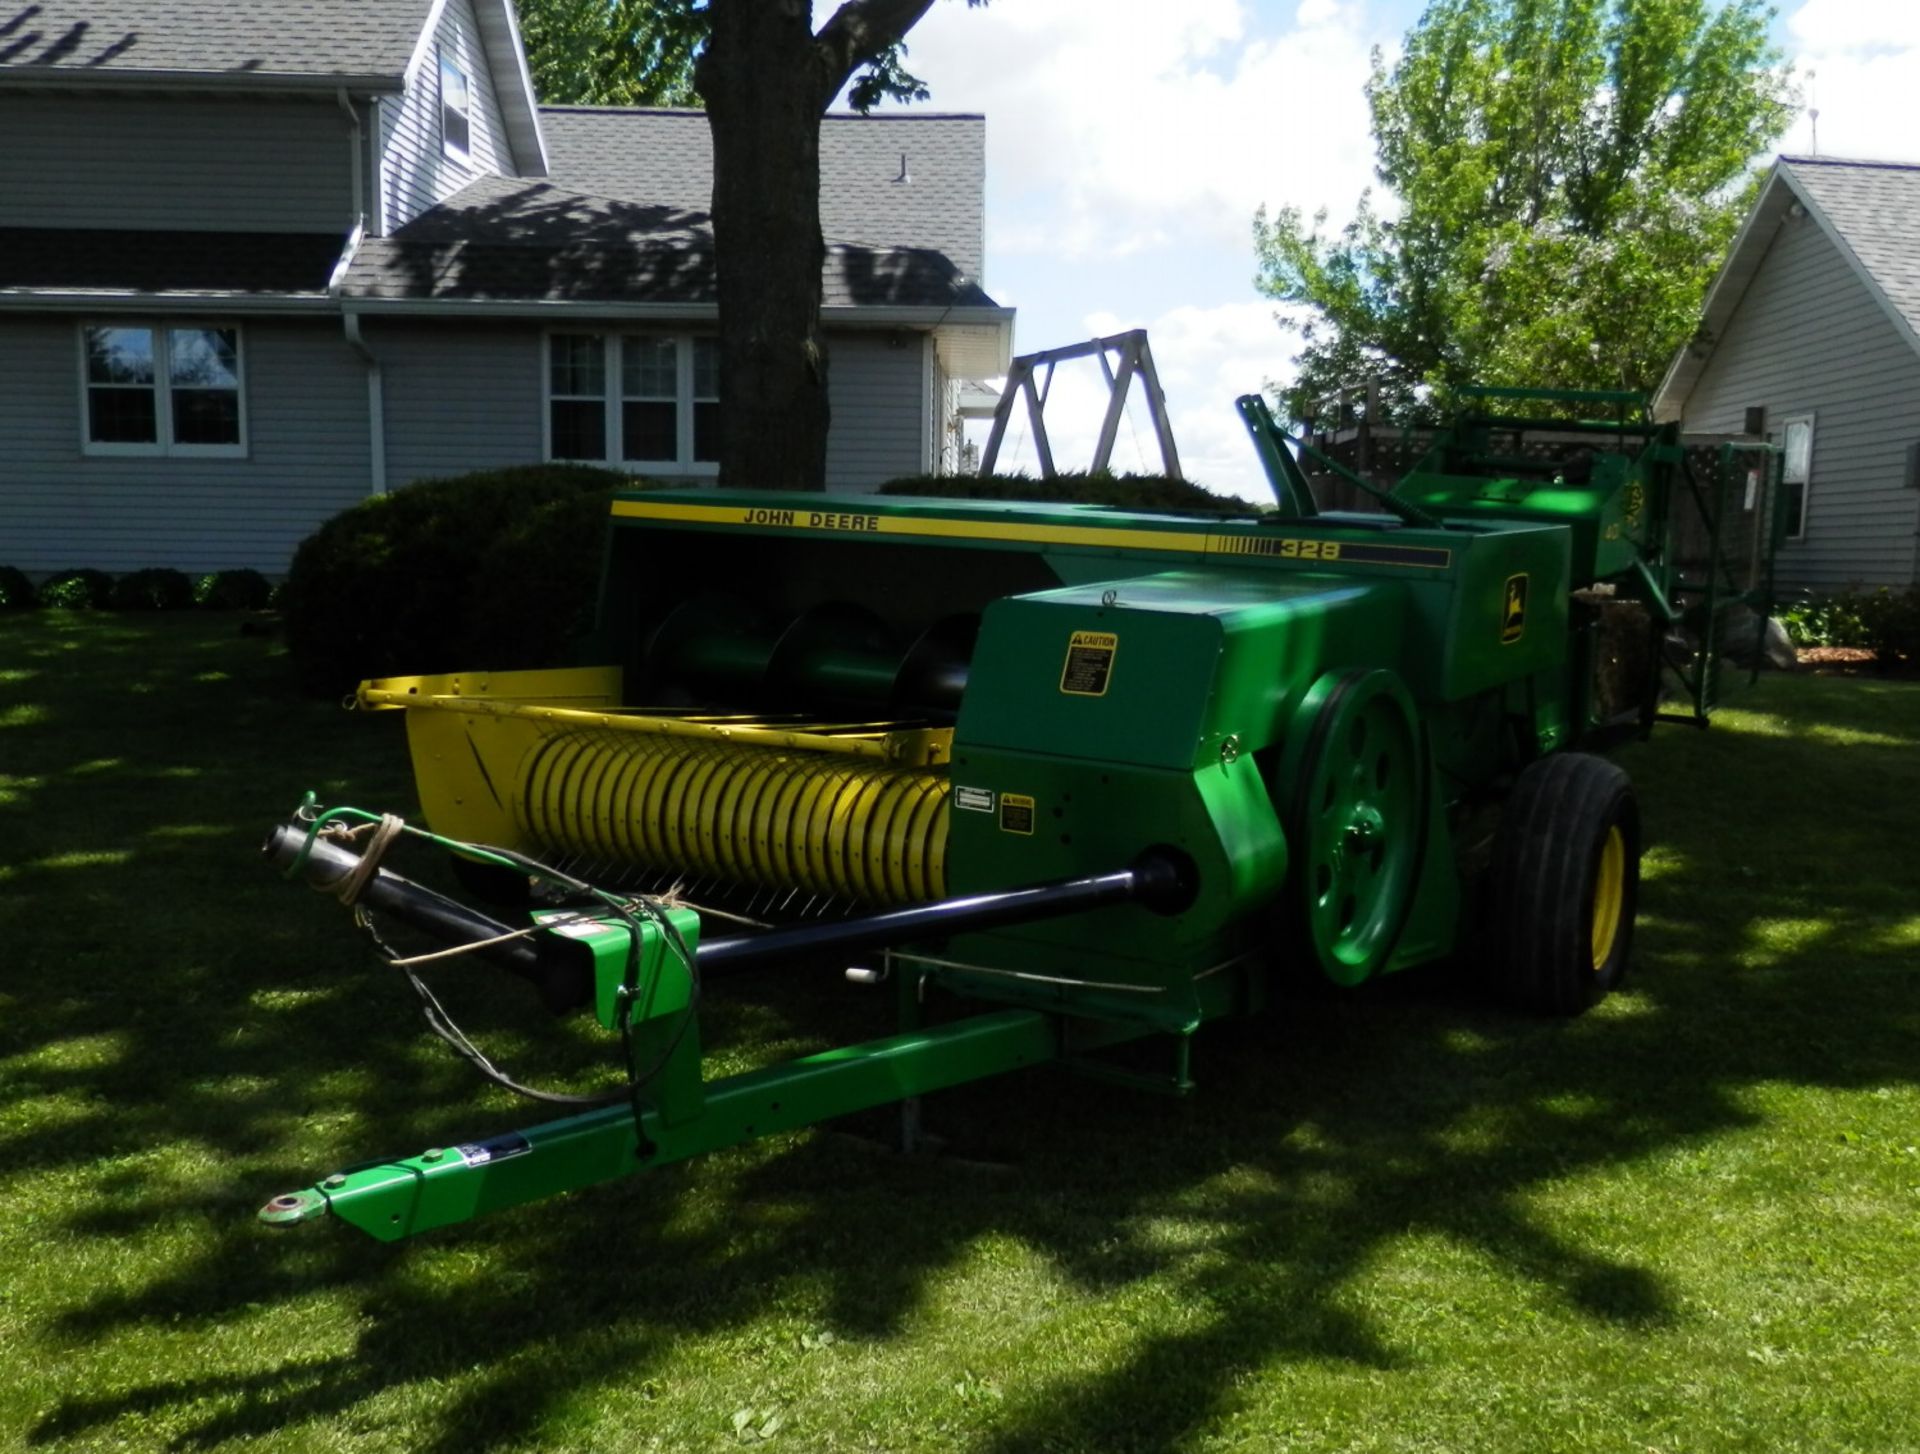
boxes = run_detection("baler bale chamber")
[261,386,1779,1241]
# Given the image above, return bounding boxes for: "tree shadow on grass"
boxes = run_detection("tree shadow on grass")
[5,623,1917,1452]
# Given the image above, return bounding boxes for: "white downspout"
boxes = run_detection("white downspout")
[333,88,388,496]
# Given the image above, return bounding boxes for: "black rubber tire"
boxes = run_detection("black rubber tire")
[1492,752,1640,1016]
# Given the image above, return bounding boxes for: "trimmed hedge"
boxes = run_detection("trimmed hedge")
[281,464,636,696]
[194,569,275,611]
[878,470,1254,514]
[461,487,621,677]
[109,568,195,611]
[37,569,114,610]
[0,566,36,611]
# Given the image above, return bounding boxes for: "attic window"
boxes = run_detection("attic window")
[1780,415,1814,540]
[439,50,471,163]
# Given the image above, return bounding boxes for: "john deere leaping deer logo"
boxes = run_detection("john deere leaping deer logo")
[1501,573,1529,644]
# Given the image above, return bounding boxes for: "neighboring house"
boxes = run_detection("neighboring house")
[0,0,1012,575]
[1654,156,1920,591]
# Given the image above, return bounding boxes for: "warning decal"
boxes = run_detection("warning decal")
[1501,573,1529,645]
[1059,631,1118,696]
[999,794,1036,835]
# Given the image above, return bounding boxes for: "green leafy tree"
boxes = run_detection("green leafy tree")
[518,1,971,491]
[1254,0,1794,423]
[515,0,702,106]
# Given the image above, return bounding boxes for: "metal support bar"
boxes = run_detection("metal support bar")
[1468,414,1664,437]
[1238,395,1442,528]
[266,824,1194,988]
[270,1008,1064,1240]
[699,853,1190,972]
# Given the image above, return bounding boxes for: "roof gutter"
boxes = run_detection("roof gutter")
[0,291,336,313]
[333,297,1015,327]
[0,68,403,94]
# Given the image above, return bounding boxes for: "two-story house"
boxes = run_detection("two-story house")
[0,0,1012,575]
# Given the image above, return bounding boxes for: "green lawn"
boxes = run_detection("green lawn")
[2,611,1917,1453]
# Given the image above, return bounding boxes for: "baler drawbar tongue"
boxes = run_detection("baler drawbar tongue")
[259,807,1193,1239]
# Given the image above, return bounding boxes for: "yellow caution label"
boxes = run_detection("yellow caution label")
[1059,630,1118,696]
[1501,573,1529,644]
[999,793,1036,835]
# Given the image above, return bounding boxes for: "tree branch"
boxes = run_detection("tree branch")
[812,0,938,104]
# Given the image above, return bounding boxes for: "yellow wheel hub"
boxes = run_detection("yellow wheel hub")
[1590,825,1626,971]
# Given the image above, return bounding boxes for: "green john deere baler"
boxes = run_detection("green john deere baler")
[261,386,1781,1241]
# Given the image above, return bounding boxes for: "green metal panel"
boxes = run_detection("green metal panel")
[1435,523,1571,701]
[957,571,1402,769]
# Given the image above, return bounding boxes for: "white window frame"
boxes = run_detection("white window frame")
[542,332,721,476]
[438,48,472,164]
[1780,413,1814,541]
[78,322,248,459]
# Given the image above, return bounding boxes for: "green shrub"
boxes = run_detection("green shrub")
[1856,586,1920,667]
[36,569,114,610]
[0,566,37,611]
[194,568,275,611]
[878,470,1254,514]
[1778,586,1920,666]
[108,567,195,611]
[1778,591,1871,649]
[462,487,619,674]
[281,464,635,696]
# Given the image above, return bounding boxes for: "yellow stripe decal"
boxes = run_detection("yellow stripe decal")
[608,498,1452,567]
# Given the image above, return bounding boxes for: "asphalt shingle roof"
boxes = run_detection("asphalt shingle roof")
[538,106,988,282]
[341,175,994,309]
[0,0,432,81]
[0,227,345,293]
[1781,156,1920,344]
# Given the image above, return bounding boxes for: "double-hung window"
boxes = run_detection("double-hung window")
[82,324,245,456]
[546,334,720,472]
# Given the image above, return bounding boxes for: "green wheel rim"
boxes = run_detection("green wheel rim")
[1287,670,1424,982]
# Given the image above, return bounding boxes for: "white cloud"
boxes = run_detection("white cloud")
[1786,0,1920,52]
[1780,0,1920,160]
[904,0,1383,261]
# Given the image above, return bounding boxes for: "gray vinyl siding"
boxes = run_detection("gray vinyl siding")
[372,320,544,484]
[826,332,932,491]
[1683,212,1920,590]
[378,0,517,232]
[0,92,352,233]
[370,321,935,491]
[0,315,370,573]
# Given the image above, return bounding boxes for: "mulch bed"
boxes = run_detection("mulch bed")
[1797,645,1919,680]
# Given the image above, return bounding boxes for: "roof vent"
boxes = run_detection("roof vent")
[893,153,911,185]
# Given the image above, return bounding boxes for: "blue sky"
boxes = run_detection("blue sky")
[885,0,1918,500]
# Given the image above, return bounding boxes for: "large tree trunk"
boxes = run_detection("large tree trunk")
[698,3,839,492]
